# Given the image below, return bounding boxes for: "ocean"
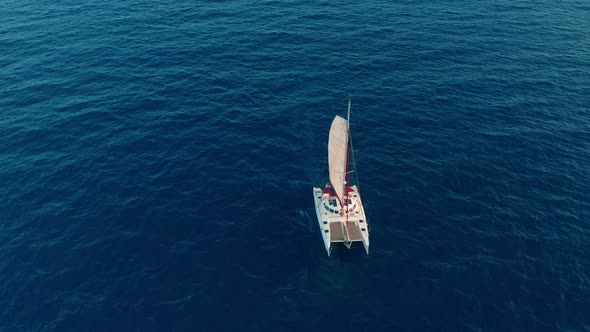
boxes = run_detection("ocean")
[1,0,589,330]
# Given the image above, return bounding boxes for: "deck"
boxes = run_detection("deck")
[329,221,363,242]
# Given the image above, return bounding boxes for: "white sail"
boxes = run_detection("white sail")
[328,115,349,202]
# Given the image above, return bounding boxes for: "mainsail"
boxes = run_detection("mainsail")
[328,115,349,202]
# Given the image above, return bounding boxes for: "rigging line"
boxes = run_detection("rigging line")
[349,122,360,195]
[347,94,360,193]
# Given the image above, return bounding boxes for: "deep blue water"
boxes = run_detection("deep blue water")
[2,0,590,330]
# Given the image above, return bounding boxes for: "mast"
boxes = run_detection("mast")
[347,96,351,128]
[345,97,351,203]
[345,97,351,221]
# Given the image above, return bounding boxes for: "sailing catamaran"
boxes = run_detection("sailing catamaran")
[313,99,369,255]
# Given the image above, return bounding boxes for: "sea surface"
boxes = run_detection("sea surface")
[1,0,590,330]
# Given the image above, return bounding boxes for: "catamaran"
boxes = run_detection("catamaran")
[313,99,369,255]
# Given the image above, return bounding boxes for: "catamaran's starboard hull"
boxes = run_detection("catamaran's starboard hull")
[313,186,369,256]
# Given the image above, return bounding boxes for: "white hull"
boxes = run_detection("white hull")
[313,185,369,256]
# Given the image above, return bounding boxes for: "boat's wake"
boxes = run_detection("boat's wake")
[295,208,315,232]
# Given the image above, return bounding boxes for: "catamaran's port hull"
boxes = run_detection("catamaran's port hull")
[313,187,369,256]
